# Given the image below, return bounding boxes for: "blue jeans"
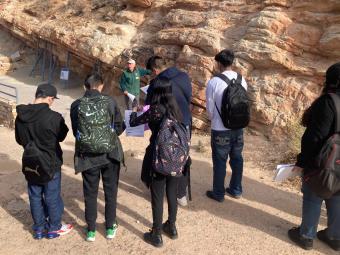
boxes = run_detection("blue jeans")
[300,182,340,240]
[28,171,64,232]
[211,129,244,199]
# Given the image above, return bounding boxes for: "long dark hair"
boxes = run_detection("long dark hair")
[151,77,183,122]
[302,62,340,126]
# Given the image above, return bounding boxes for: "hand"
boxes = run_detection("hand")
[292,166,303,174]
[132,106,138,112]
[137,105,144,112]
[124,91,128,96]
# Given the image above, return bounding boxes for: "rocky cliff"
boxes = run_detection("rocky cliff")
[1,0,339,136]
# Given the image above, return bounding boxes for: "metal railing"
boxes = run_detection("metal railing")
[0,82,18,104]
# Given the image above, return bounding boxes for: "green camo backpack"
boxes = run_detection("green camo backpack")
[77,95,116,153]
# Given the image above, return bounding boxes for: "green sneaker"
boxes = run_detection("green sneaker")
[86,230,96,242]
[106,223,118,239]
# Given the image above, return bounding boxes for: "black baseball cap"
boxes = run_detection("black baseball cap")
[35,83,59,99]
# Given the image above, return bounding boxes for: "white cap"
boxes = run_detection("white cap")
[127,59,136,64]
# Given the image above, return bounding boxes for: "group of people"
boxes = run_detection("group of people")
[14,48,340,252]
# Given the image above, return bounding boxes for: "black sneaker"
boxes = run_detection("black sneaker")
[288,227,313,250]
[144,228,163,248]
[206,190,224,202]
[226,188,242,199]
[162,220,178,240]
[317,229,340,251]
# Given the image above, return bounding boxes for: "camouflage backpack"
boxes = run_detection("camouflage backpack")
[77,95,115,153]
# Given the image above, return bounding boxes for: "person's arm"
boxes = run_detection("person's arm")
[15,118,26,146]
[70,100,79,137]
[138,67,152,77]
[296,95,334,168]
[119,72,128,94]
[129,105,163,127]
[108,97,126,136]
[57,115,69,142]
[205,79,215,120]
[145,79,155,105]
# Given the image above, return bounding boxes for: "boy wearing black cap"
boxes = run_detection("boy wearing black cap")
[15,83,73,239]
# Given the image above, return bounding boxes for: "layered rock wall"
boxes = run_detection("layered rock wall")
[1,0,339,136]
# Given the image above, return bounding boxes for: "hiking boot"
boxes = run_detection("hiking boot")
[144,228,163,248]
[288,227,313,250]
[106,223,118,239]
[177,196,188,207]
[86,230,96,242]
[33,231,45,240]
[162,220,178,240]
[317,229,340,251]
[46,224,73,239]
[206,190,224,202]
[225,188,242,199]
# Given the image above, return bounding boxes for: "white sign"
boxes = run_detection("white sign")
[124,110,144,137]
[60,68,70,80]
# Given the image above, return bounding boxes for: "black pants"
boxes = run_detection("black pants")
[151,173,178,231]
[82,161,120,231]
[177,174,188,198]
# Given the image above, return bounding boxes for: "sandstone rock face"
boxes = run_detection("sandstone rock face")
[0,0,339,137]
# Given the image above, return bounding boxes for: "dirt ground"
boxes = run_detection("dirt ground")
[0,30,337,255]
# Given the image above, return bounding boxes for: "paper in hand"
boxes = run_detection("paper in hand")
[140,85,149,95]
[124,110,144,137]
[273,164,300,182]
[127,93,135,102]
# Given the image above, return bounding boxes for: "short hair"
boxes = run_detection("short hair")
[146,56,167,71]
[84,74,91,90]
[86,74,103,89]
[214,49,235,67]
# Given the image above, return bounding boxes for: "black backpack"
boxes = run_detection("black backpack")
[22,125,54,184]
[153,117,190,177]
[304,93,340,199]
[214,73,250,129]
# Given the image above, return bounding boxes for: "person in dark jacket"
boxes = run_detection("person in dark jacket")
[288,62,340,251]
[70,74,125,242]
[130,77,183,248]
[146,56,192,206]
[15,83,73,239]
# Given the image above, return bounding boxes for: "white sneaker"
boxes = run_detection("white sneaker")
[177,196,188,207]
[53,224,73,236]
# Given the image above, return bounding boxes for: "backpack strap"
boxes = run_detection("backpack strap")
[329,93,340,132]
[215,73,231,86]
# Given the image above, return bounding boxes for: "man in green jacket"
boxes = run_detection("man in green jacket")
[119,58,151,109]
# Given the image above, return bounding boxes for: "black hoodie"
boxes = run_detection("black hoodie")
[15,103,69,170]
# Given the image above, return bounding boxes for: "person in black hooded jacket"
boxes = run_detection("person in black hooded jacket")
[145,56,192,206]
[15,83,72,240]
[288,63,340,251]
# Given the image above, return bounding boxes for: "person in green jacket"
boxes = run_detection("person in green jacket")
[119,58,151,109]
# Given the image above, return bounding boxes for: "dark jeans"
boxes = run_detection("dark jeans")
[211,129,244,199]
[28,171,64,232]
[124,94,140,110]
[82,161,120,231]
[151,173,179,230]
[300,182,340,239]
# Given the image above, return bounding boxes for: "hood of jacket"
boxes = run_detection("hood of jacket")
[158,67,182,80]
[16,103,50,123]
